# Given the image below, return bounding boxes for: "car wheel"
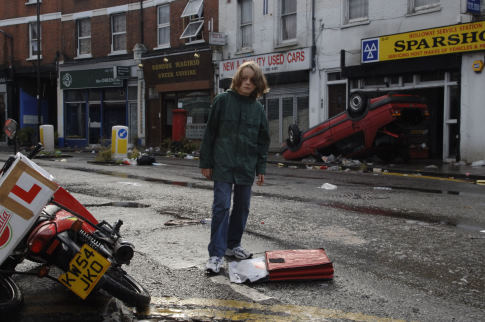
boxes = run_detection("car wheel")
[347,92,367,118]
[287,124,301,147]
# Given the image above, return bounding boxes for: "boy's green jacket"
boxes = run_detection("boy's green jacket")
[199,90,270,185]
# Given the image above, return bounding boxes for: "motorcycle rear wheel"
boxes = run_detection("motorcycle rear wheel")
[0,275,23,313]
[100,267,150,309]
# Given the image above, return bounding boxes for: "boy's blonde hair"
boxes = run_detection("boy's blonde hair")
[230,61,269,98]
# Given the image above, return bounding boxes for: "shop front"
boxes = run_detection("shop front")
[343,21,485,162]
[218,47,312,151]
[142,49,213,147]
[58,64,138,148]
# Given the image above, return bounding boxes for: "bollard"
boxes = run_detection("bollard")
[39,124,55,153]
[111,125,128,160]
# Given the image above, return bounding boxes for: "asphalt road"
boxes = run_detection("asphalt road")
[2,152,484,321]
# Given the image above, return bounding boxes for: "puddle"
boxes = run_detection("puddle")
[320,201,485,233]
[86,201,150,208]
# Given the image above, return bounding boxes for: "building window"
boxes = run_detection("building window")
[180,0,204,42]
[111,13,126,52]
[239,0,252,50]
[157,5,170,48]
[409,0,440,13]
[344,0,369,23]
[77,18,91,56]
[29,22,41,58]
[280,0,296,42]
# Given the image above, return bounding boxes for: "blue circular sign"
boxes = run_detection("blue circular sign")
[118,129,128,139]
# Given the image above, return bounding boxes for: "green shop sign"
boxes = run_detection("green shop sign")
[60,68,123,89]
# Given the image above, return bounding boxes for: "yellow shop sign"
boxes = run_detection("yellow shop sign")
[361,21,485,63]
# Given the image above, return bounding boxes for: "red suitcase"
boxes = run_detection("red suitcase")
[265,248,334,281]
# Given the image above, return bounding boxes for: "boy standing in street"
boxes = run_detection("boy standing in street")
[199,61,270,274]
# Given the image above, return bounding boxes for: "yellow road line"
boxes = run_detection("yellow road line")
[382,171,469,183]
[145,296,409,322]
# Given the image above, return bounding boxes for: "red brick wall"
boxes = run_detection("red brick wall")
[0,0,219,68]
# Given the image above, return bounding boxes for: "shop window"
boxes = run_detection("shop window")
[111,13,126,53]
[104,87,125,101]
[66,103,86,138]
[77,18,91,57]
[128,87,137,101]
[363,76,385,86]
[344,0,369,24]
[180,0,204,43]
[279,0,297,43]
[238,0,253,51]
[64,89,85,102]
[178,93,210,124]
[327,72,342,81]
[88,89,102,101]
[297,96,309,131]
[328,84,346,118]
[103,102,126,139]
[419,71,444,82]
[408,0,440,14]
[29,22,41,59]
[267,99,280,149]
[157,5,170,48]
[403,74,414,84]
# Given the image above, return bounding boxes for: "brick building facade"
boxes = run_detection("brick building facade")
[0,0,219,148]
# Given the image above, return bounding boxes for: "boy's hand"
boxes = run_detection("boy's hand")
[256,174,264,186]
[201,168,212,180]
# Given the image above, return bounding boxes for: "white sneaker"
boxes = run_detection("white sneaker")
[206,256,224,274]
[225,246,252,260]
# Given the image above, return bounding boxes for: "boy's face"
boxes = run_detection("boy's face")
[238,67,256,96]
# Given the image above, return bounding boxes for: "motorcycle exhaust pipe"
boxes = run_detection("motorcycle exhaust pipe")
[114,240,135,264]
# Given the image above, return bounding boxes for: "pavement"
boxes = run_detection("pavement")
[1,144,485,183]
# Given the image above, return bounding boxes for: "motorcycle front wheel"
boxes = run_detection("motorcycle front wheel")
[0,275,23,313]
[100,267,151,309]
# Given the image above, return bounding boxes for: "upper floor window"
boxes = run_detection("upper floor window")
[29,22,41,58]
[409,0,440,13]
[280,0,296,41]
[344,0,368,24]
[111,13,126,53]
[239,0,252,50]
[180,0,204,43]
[157,5,170,48]
[77,18,91,56]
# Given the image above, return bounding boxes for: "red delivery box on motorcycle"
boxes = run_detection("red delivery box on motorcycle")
[0,153,58,266]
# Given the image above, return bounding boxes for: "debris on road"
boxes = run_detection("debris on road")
[471,160,485,167]
[318,183,337,190]
[164,219,202,226]
[228,257,268,283]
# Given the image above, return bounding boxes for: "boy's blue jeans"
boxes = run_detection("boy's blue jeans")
[208,181,252,257]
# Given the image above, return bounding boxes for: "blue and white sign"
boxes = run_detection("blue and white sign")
[118,129,127,139]
[362,38,379,63]
[467,0,481,14]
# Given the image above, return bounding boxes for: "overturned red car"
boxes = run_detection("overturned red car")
[281,92,430,162]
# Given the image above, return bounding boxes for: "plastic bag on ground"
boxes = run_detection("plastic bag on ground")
[228,257,268,283]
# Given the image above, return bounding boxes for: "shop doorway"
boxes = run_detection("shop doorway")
[88,104,101,144]
[162,93,177,139]
[146,97,161,147]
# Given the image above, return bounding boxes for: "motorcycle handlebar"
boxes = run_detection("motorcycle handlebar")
[27,143,43,159]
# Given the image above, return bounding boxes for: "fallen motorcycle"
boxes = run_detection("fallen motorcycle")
[0,119,150,312]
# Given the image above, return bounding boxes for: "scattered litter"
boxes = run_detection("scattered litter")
[373,168,382,173]
[228,257,268,284]
[288,165,298,169]
[184,155,194,160]
[117,182,142,187]
[480,230,485,233]
[454,161,466,166]
[425,164,438,169]
[318,183,337,190]
[164,219,201,226]
[320,165,327,170]
[471,160,485,167]
[321,154,336,163]
[137,154,156,165]
[200,218,211,224]
[374,186,392,191]
[277,163,285,168]
[327,166,339,171]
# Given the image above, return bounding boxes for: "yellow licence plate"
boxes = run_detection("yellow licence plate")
[58,244,111,299]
